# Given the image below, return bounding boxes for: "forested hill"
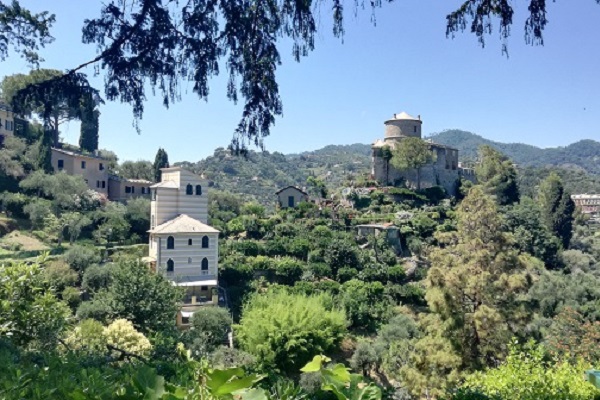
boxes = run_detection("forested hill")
[175,135,600,205]
[429,130,600,175]
[176,145,371,205]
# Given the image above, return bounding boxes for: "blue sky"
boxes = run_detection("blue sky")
[2,0,600,163]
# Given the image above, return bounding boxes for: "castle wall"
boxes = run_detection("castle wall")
[384,119,422,139]
[372,145,467,196]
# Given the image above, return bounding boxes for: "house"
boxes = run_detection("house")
[276,186,309,208]
[0,103,15,147]
[371,112,475,195]
[146,167,220,327]
[108,175,153,202]
[51,147,109,196]
[572,194,600,215]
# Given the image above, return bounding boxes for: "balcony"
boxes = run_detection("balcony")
[182,295,215,306]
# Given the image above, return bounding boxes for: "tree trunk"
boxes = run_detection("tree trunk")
[53,115,59,147]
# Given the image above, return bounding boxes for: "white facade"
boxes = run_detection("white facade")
[148,167,220,324]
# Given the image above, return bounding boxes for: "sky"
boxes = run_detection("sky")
[2,0,600,163]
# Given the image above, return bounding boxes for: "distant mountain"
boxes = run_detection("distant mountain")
[174,132,600,206]
[428,130,600,175]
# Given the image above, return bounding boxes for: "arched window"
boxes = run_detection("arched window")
[188,238,193,246]
[186,184,193,195]
[167,236,175,249]
[195,185,202,195]
[201,258,209,271]
[188,257,192,264]
[201,236,209,248]
[167,259,174,272]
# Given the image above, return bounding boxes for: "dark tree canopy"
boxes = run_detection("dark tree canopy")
[153,147,169,182]
[0,0,55,64]
[3,0,597,151]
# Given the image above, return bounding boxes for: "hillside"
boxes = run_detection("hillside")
[429,130,600,175]
[173,133,600,205]
[176,144,371,206]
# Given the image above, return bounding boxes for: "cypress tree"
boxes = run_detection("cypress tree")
[538,173,576,248]
[78,96,99,152]
[38,127,53,173]
[153,148,169,182]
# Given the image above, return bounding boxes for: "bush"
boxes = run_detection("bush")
[184,307,232,357]
[419,186,446,204]
[44,260,78,292]
[82,264,115,293]
[274,257,304,285]
[61,287,81,310]
[462,341,598,400]
[236,290,347,374]
[63,245,101,273]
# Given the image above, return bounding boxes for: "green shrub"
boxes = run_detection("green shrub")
[61,287,81,310]
[82,264,115,293]
[184,307,232,357]
[44,260,78,292]
[462,341,598,400]
[63,245,101,273]
[236,290,347,374]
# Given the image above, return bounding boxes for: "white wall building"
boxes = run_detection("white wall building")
[147,167,220,326]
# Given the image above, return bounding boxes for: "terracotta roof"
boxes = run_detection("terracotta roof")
[149,214,220,234]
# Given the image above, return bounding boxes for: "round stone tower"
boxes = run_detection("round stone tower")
[384,112,422,141]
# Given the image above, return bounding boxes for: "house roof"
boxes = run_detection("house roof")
[149,214,220,234]
[51,147,106,161]
[150,180,178,189]
[275,185,308,195]
[109,175,154,184]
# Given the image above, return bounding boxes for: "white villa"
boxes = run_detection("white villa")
[146,167,220,326]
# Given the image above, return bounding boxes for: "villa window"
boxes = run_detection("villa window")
[96,180,100,188]
[201,286,208,291]
[188,238,193,246]
[201,258,209,271]
[167,259,174,272]
[186,184,193,195]
[125,186,132,194]
[195,185,202,195]
[188,257,192,264]
[202,236,209,248]
[99,163,104,171]
[181,316,190,325]
[102,181,106,188]
[57,159,64,170]
[81,161,86,169]
[141,187,146,194]
[131,186,135,193]
[167,236,175,249]
[413,126,417,133]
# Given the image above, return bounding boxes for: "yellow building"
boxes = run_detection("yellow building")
[108,176,153,202]
[51,147,110,196]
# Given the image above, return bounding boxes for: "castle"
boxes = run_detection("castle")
[371,112,474,195]
[146,167,220,326]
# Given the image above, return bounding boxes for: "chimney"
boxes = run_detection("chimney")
[418,115,421,120]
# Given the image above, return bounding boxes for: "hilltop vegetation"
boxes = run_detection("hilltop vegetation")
[176,145,371,206]
[429,129,600,175]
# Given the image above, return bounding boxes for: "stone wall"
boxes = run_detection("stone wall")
[372,146,474,196]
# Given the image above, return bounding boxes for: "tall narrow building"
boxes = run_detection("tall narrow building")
[147,167,219,326]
